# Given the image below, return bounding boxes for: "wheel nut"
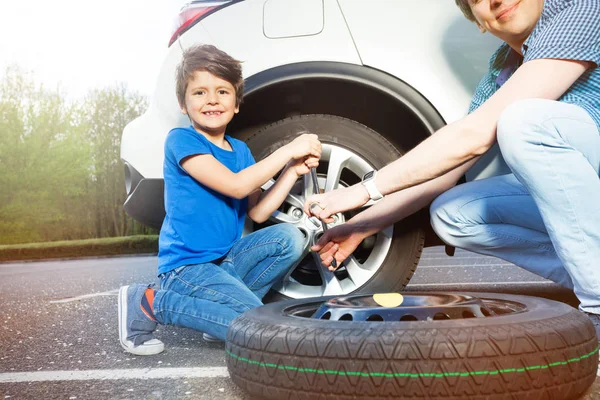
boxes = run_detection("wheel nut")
[292,209,303,218]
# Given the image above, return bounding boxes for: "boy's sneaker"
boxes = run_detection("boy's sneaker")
[203,333,223,343]
[584,312,600,341]
[118,284,164,355]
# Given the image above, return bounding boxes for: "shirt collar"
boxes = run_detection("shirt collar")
[495,48,523,86]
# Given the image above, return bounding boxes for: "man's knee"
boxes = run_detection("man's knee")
[430,190,466,248]
[497,99,557,165]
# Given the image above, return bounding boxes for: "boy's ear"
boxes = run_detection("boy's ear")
[234,105,239,114]
[179,103,187,115]
[476,22,486,33]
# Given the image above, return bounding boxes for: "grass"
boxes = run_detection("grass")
[0,235,159,262]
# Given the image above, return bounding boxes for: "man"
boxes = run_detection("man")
[305,0,600,333]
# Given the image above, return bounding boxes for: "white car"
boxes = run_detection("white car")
[121,0,504,301]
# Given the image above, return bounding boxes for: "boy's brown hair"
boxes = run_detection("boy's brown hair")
[175,44,244,108]
[455,0,476,22]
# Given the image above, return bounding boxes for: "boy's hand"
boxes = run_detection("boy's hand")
[288,156,319,177]
[286,133,321,160]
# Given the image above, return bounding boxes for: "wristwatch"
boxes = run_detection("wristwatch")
[361,170,384,201]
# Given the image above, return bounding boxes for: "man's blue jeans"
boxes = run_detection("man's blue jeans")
[431,99,600,313]
[152,224,304,340]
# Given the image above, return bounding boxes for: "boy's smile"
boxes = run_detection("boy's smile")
[470,0,544,53]
[181,70,239,137]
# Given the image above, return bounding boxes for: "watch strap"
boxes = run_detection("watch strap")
[362,172,384,201]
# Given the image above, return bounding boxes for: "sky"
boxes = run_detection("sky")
[0,0,187,100]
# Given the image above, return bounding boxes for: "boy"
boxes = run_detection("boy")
[118,44,321,355]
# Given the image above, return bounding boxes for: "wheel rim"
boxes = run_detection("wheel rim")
[244,143,394,298]
[281,293,528,321]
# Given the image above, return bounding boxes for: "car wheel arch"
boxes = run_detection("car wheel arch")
[229,61,446,153]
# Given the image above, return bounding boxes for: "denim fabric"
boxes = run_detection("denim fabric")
[431,99,600,313]
[152,223,304,340]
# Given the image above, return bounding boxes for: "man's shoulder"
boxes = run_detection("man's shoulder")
[543,0,596,16]
[536,0,598,31]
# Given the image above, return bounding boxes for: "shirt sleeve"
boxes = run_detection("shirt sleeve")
[165,128,211,166]
[525,0,600,66]
[242,142,256,169]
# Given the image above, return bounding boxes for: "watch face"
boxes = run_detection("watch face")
[363,170,375,181]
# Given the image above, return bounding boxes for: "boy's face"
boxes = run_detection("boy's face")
[470,0,544,45]
[181,70,239,135]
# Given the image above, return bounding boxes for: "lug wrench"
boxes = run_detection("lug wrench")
[309,168,342,294]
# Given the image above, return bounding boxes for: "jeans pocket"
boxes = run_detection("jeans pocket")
[160,265,189,289]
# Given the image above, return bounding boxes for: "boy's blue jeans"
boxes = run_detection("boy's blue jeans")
[431,99,600,313]
[152,224,304,340]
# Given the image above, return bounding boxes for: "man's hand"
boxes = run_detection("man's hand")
[304,184,370,223]
[311,223,368,270]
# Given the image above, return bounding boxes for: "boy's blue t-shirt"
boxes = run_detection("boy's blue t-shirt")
[158,126,256,275]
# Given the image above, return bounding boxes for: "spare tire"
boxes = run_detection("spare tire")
[226,292,598,399]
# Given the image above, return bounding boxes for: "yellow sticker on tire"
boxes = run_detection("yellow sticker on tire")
[373,293,404,308]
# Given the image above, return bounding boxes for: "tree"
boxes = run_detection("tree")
[82,85,149,237]
[0,67,92,244]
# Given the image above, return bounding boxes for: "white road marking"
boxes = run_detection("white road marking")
[0,367,229,383]
[417,263,517,268]
[48,289,119,304]
[421,255,503,260]
[408,281,553,287]
[2,364,597,382]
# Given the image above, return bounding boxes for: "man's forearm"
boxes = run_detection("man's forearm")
[375,115,495,195]
[348,157,480,235]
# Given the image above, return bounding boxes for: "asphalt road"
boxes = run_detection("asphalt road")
[0,247,594,399]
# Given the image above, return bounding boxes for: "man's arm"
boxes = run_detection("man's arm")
[376,58,591,193]
[345,157,479,234]
[306,58,591,220]
[312,157,479,268]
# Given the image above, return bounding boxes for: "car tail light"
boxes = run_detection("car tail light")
[169,0,237,47]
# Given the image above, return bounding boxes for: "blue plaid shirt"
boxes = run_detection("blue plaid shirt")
[469,0,600,131]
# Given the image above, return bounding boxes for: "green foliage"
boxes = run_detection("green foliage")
[82,85,149,238]
[0,67,156,246]
[0,66,92,243]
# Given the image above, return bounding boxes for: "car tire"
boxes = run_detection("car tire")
[226,293,599,399]
[244,114,425,301]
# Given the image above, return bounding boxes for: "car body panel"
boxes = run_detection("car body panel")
[197,0,362,78]
[338,0,503,125]
[263,0,324,38]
